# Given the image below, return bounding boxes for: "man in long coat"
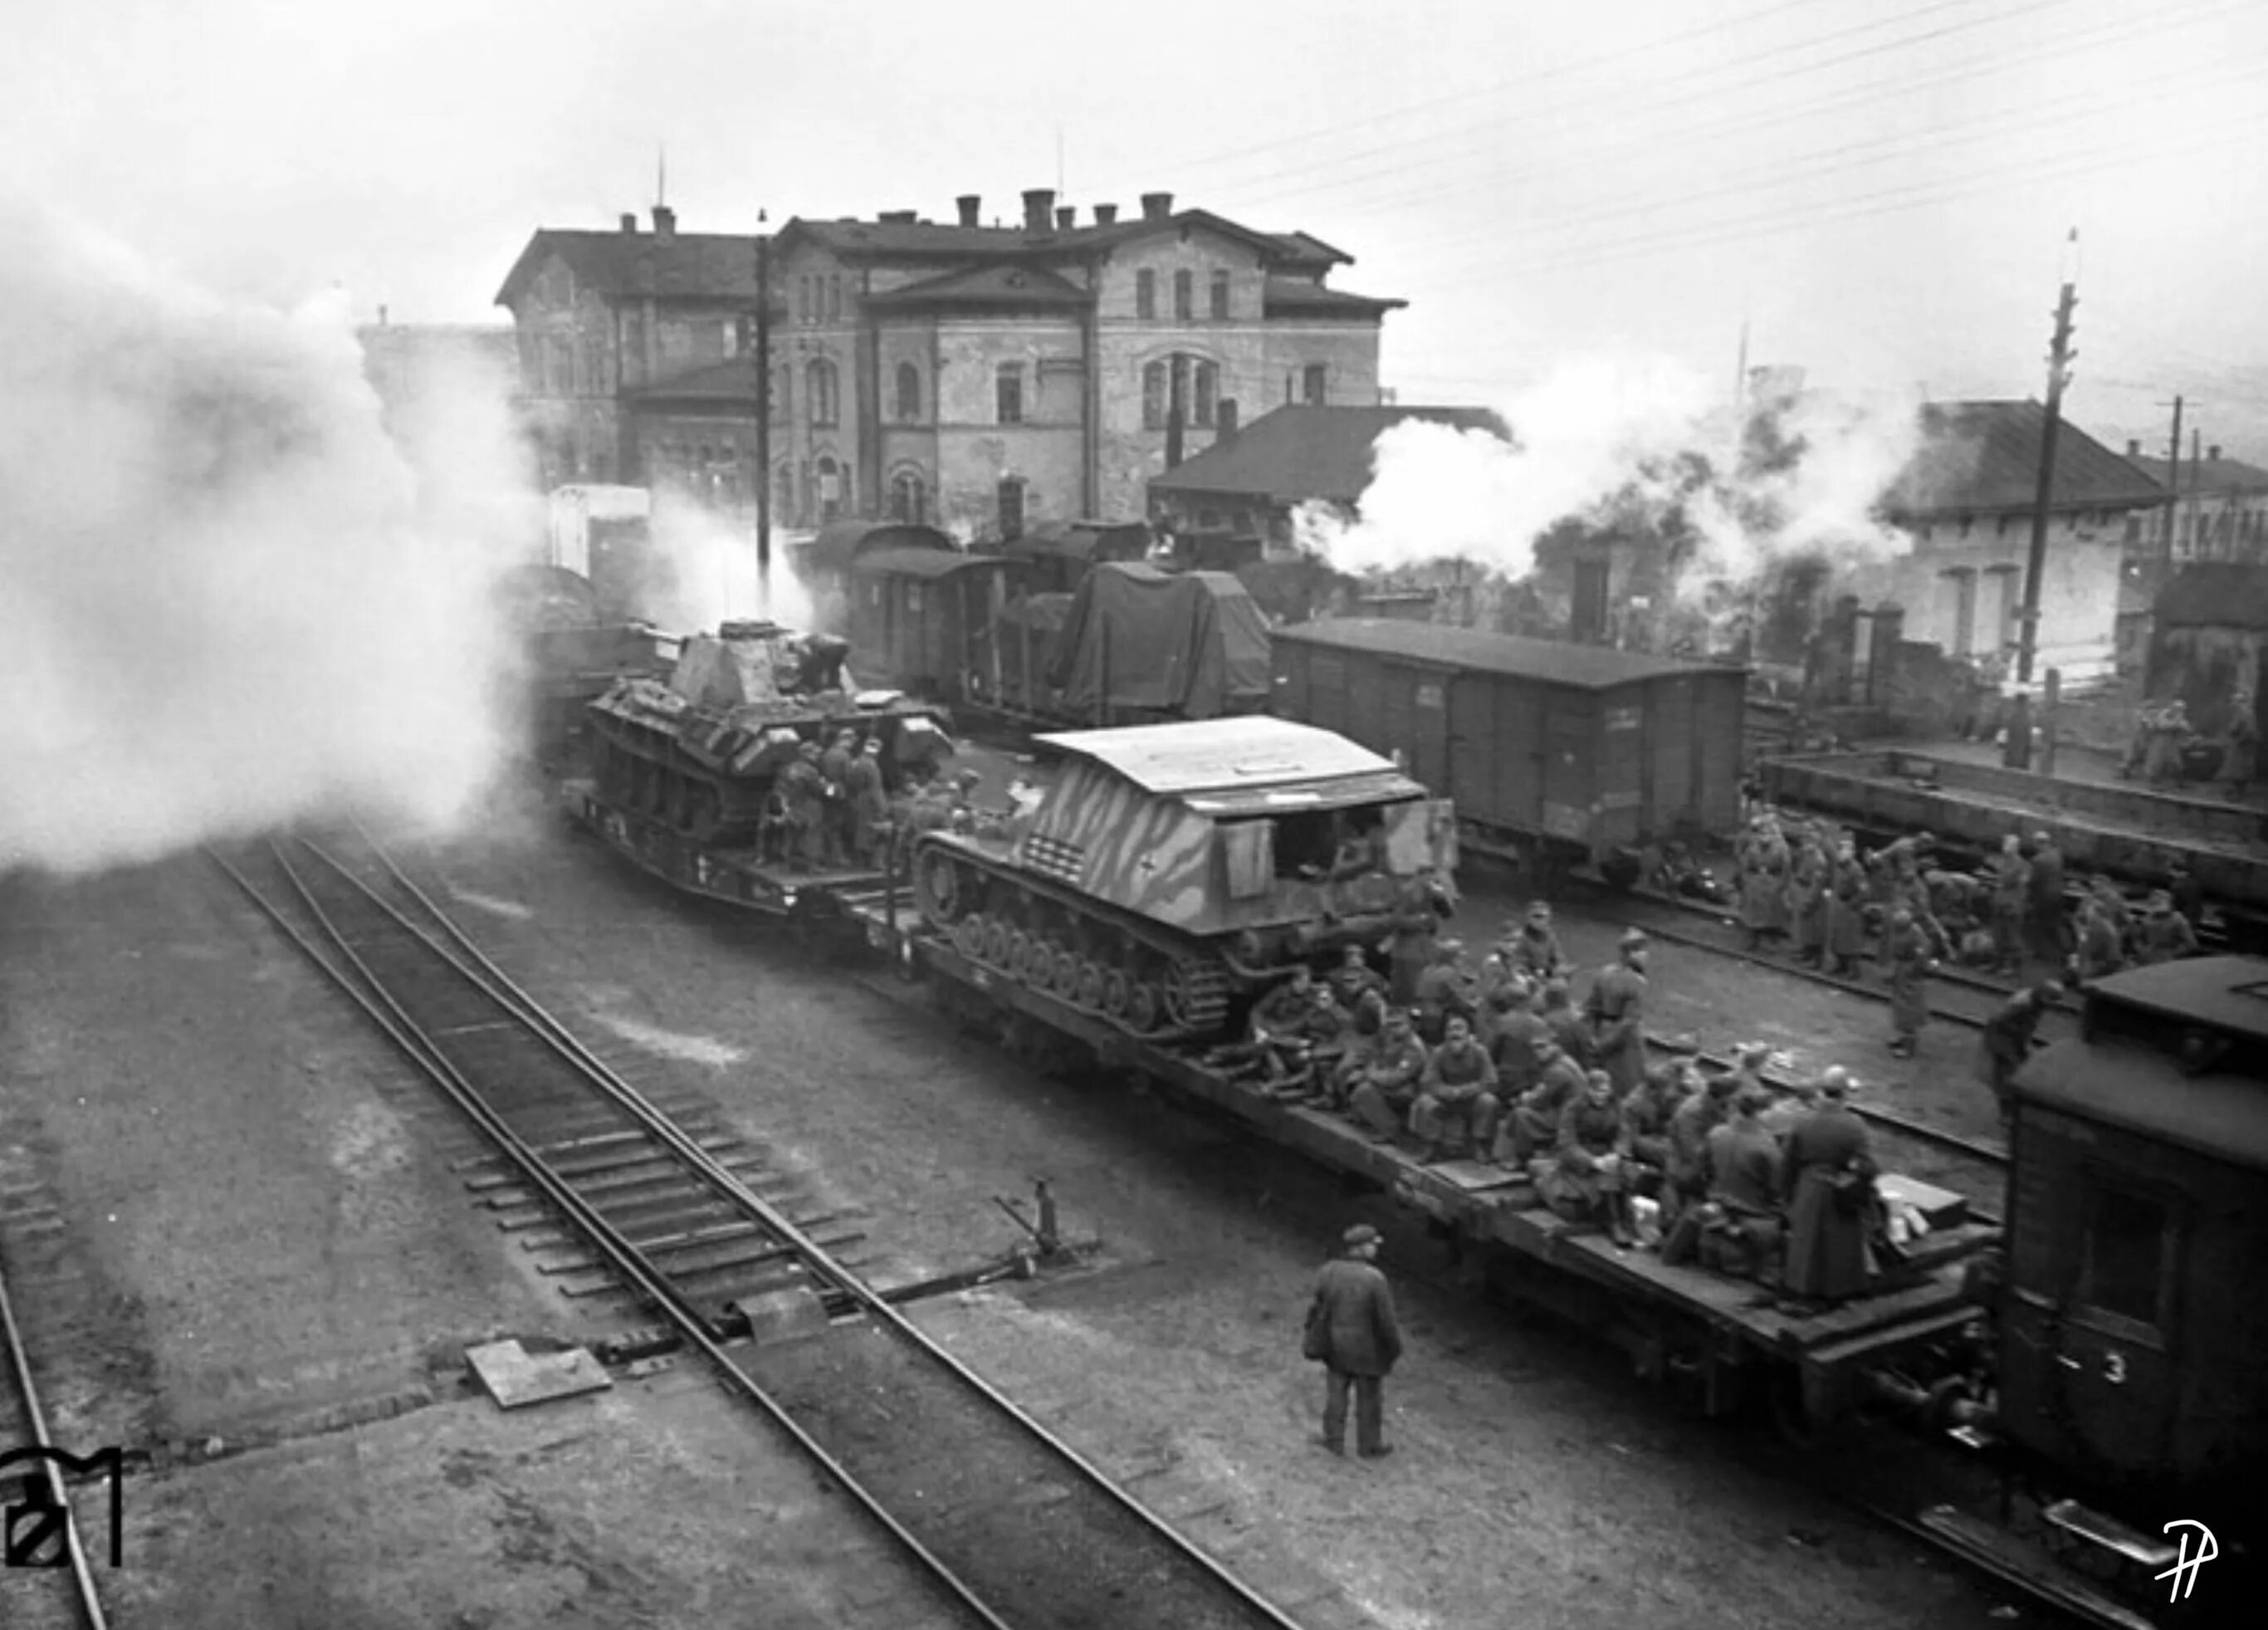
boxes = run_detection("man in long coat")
[1821,839,1869,978]
[1987,834,2031,977]
[1584,929,1650,1094]
[2025,832,2067,965]
[1883,904,1934,1059]
[1779,1074,1875,1304]
[843,737,890,865]
[1306,1222,1402,1457]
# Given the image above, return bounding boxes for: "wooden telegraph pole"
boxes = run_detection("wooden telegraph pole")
[753,211,773,607]
[2016,231,2079,686]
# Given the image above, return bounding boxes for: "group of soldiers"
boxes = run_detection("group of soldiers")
[766,729,897,871]
[1731,809,2207,1058]
[1226,908,1884,1304]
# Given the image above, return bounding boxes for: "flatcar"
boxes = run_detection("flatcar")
[1270,619,1747,875]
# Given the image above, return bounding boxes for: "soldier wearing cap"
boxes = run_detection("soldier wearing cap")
[2133,889,2199,965]
[844,736,890,865]
[2026,831,2068,963]
[1504,902,1568,983]
[1303,1221,1403,1457]
[1413,938,1475,1045]
[1780,1070,1877,1304]
[1493,1031,1586,1166]
[819,728,858,867]
[780,742,828,869]
[1585,929,1651,1094]
[1664,1069,1740,1221]
[1701,1084,1786,1280]
[1977,982,2062,1123]
[1347,1009,1430,1139]
[1411,1012,1500,1163]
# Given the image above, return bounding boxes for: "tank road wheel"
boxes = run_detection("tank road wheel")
[1126,981,1166,1035]
[1161,955,1231,1035]
[982,917,1013,968]
[1102,967,1132,1021]
[1074,959,1105,1011]
[1006,928,1034,981]
[1050,947,1081,998]
[916,850,963,930]
[955,913,986,960]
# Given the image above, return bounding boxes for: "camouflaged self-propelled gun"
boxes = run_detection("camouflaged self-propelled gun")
[910,717,1458,1040]
[583,619,951,851]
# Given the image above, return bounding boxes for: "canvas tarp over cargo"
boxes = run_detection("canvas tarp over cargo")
[1045,564,1273,719]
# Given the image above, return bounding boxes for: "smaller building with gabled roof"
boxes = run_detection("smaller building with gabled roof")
[2122,440,2268,569]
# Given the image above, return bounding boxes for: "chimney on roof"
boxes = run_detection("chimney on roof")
[2210,444,2222,461]
[1023,188,1056,232]
[619,213,637,233]
[1055,205,1076,230]
[1093,203,1118,226]
[878,210,917,224]
[2128,438,2141,457]
[377,304,389,326]
[652,204,676,242]
[956,193,981,228]
[1141,191,1173,221]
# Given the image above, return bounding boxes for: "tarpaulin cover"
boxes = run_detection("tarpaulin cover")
[1045,564,1273,718]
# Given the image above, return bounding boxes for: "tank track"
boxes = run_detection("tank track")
[910,835,1234,1042]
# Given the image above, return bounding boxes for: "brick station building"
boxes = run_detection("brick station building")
[496,192,1403,539]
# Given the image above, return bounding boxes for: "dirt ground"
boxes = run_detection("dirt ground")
[0,777,2016,1628]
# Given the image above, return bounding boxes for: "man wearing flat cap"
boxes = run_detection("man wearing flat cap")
[1303,1222,1403,1457]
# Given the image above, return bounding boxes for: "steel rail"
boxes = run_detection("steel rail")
[0,1245,110,1629]
[342,830,1313,1630]
[206,842,1019,1630]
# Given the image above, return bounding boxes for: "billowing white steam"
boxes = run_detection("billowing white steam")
[1295,353,1920,603]
[645,493,816,633]
[0,206,533,874]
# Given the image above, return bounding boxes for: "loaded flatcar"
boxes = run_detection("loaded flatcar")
[1271,619,1747,873]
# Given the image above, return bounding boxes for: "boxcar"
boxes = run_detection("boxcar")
[1270,619,1747,864]
[2003,957,2268,1515]
[845,546,1024,706]
[1003,518,1152,596]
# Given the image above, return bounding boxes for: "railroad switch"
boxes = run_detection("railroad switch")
[991,1177,1097,1271]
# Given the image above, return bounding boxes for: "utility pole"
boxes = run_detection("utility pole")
[2016,231,2079,686]
[753,210,772,608]
[2158,394,2183,575]
[2189,428,2205,560]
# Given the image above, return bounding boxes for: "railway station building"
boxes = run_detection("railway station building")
[494,195,1404,540]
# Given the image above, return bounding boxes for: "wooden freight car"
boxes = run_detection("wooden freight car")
[1271,620,1747,867]
[844,546,1024,707]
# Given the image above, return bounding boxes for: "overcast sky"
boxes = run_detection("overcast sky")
[10,0,2268,458]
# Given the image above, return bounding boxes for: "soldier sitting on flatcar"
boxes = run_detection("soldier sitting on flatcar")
[1347,1010,1430,1140]
[1537,1071,1635,1244]
[1539,978,1591,1069]
[1209,966,1323,1084]
[1615,1062,1688,1207]
[1327,942,1387,1012]
[1504,903,1569,984]
[1661,1071,1739,1233]
[1413,939,1478,1045]
[2133,890,2200,965]
[1411,1014,1501,1163]
[1324,986,1391,1109]
[1694,1085,1785,1280]
[1492,1034,1587,1167]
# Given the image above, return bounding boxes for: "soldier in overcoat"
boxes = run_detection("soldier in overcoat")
[1883,904,1935,1059]
[1584,929,1650,1094]
[1779,1074,1876,1304]
[1305,1223,1403,1457]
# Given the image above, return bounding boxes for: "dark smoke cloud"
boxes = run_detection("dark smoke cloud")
[0,204,534,874]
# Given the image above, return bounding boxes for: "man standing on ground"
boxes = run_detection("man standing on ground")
[1305,1223,1403,1458]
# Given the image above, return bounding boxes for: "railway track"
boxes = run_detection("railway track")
[0,1241,111,1630]
[209,830,1311,1630]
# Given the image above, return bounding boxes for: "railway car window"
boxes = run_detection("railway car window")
[2078,1181,2168,1329]
[1174,270,1193,321]
[1210,270,1229,320]
[1136,270,1156,319]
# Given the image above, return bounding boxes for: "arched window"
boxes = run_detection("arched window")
[1193,360,1219,427]
[892,470,927,523]
[1142,360,1167,430]
[1136,269,1156,319]
[1209,269,1229,320]
[807,358,838,426]
[895,361,921,423]
[1173,270,1193,321]
[816,454,844,522]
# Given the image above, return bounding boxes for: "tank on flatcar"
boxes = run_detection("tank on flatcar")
[1997,956,2268,1530]
[584,619,951,845]
[908,717,1458,1040]
[1271,619,1747,872]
